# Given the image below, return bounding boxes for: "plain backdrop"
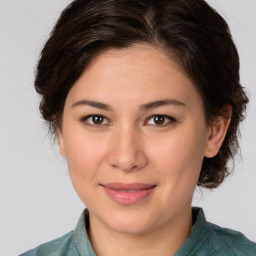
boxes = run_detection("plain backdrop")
[0,1,255,255]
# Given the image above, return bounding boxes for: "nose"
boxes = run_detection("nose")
[108,126,147,171]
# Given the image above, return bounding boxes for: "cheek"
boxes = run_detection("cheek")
[63,134,108,204]
[64,131,107,181]
[148,129,205,183]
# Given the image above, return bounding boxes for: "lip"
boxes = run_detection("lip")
[101,183,156,206]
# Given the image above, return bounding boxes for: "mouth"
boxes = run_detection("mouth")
[101,183,157,206]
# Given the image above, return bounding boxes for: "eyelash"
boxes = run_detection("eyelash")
[145,115,177,127]
[81,115,111,128]
[81,114,176,128]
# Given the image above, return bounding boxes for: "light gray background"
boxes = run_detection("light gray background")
[0,1,255,255]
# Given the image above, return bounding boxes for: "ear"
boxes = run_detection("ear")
[56,128,66,158]
[204,105,232,158]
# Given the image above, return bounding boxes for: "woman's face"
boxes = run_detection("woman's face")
[58,44,223,235]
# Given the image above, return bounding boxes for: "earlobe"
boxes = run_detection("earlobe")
[56,128,66,157]
[204,105,232,158]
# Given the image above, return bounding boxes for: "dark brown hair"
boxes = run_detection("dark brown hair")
[35,0,248,189]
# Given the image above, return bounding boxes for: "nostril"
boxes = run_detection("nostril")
[108,134,148,171]
[111,162,139,171]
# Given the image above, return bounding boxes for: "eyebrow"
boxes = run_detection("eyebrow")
[71,100,113,111]
[71,98,185,111]
[139,99,186,111]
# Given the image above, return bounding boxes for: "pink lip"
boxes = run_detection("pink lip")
[101,183,156,206]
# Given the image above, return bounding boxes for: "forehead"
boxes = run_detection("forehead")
[66,44,203,111]
[87,44,182,80]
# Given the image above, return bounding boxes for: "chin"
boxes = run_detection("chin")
[98,208,162,235]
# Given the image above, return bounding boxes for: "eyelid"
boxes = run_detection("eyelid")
[144,114,177,126]
[81,114,111,127]
[80,114,176,128]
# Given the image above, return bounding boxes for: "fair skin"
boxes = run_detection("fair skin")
[57,44,230,256]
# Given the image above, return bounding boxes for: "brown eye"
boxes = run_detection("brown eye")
[92,115,104,125]
[153,116,165,125]
[83,115,109,126]
[146,115,176,126]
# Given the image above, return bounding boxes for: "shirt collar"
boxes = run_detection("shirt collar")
[175,207,214,255]
[74,209,96,256]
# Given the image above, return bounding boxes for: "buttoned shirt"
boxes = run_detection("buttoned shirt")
[20,208,256,256]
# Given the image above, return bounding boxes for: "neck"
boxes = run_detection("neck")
[88,205,193,256]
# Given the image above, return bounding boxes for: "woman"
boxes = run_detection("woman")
[21,0,256,255]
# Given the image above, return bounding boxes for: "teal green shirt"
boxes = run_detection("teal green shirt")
[20,208,256,256]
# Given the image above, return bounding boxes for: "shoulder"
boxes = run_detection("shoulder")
[20,209,95,256]
[188,208,256,256]
[209,222,256,256]
[19,231,78,256]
